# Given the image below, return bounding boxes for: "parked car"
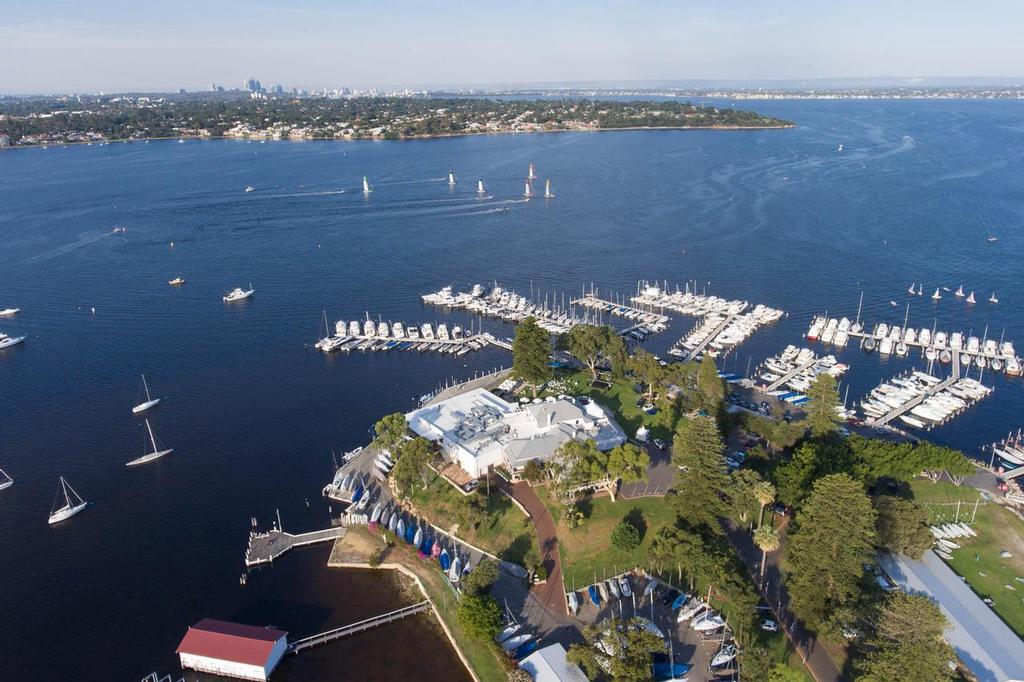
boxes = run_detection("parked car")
[463,480,480,493]
[761,619,778,632]
[653,438,666,451]
[772,502,788,517]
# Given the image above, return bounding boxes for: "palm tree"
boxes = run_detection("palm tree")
[753,525,780,588]
[753,481,776,529]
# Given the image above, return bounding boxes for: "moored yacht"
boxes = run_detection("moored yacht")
[0,468,12,491]
[223,284,255,302]
[0,332,26,349]
[131,374,161,414]
[126,419,174,466]
[0,308,19,317]
[48,477,88,524]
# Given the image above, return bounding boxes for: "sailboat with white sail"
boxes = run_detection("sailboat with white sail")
[523,180,533,199]
[132,374,161,414]
[447,169,456,186]
[527,163,537,180]
[0,468,12,491]
[48,477,88,524]
[543,179,554,198]
[362,176,373,194]
[126,419,174,466]
[955,285,965,298]
[476,177,487,194]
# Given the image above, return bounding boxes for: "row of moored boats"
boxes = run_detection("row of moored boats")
[316,317,489,355]
[989,430,1024,467]
[757,345,849,396]
[859,372,991,429]
[422,284,583,334]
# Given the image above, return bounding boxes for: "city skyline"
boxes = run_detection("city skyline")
[3,0,1024,93]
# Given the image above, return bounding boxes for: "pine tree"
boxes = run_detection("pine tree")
[805,373,841,436]
[512,317,552,395]
[669,415,729,532]
[788,474,876,630]
[857,593,955,681]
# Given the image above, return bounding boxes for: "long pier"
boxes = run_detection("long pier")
[245,527,346,567]
[570,294,669,326]
[289,601,431,653]
[676,307,744,361]
[867,354,961,427]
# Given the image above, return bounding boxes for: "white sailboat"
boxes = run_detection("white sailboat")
[543,179,554,198]
[362,176,373,194]
[0,468,12,491]
[131,374,161,414]
[955,284,965,298]
[917,283,924,296]
[907,283,916,295]
[932,288,941,300]
[989,292,998,304]
[126,419,174,466]
[966,291,976,304]
[476,177,487,194]
[48,477,88,524]
[447,169,456,186]
[523,180,533,198]
[527,163,537,180]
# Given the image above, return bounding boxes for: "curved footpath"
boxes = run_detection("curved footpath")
[503,480,569,617]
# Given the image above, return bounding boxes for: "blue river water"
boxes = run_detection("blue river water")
[1,99,1023,679]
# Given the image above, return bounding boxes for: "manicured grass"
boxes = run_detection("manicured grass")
[545,492,678,587]
[908,480,1024,637]
[547,369,675,441]
[407,470,539,564]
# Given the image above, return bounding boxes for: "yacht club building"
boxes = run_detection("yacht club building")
[405,388,626,478]
[176,619,288,681]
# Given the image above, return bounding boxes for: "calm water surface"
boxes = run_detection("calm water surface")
[1,99,1023,679]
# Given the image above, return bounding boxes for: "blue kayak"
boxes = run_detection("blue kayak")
[588,584,601,606]
[512,640,538,660]
[671,593,688,610]
[439,548,451,572]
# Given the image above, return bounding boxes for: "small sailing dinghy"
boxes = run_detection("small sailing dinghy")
[476,177,487,194]
[439,548,451,572]
[543,179,554,198]
[932,288,941,300]
[447,169,456,186]
[362,176,373,194]
[989,292,999,304]
[967,291,976,304]
[0,468,13,491]
[588,584,601,606]
[126,419,174,466]
[132,374,161,414]
[496,622,520,644]
[527,163,537,180]
[449,555,462,583]
[523,180,533,199]
[48,476,88,524]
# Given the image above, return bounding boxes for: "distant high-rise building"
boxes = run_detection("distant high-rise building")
[243,78,262,92]
[209,82,217,92]
[178,88,187,94]
[271,84,284,95]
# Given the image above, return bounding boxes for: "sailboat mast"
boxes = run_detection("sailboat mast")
[146,419,158,453]
[142,374,151,401]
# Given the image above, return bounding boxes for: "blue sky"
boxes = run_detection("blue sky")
[1,0,1022,92]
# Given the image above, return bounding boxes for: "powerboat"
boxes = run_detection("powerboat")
[168,277,185,286]
[223,284,255,302]
[0,332,26,349]
[0,308,19,317]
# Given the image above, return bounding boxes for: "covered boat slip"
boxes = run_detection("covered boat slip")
[878,551,1024,682]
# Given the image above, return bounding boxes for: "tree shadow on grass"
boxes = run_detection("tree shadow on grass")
[624,507,647,543]
[499,532,535,565]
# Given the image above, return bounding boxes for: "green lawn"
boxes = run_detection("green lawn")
[544,492,678,587]
[547,369,675,441]
[407,470,539,564]
[908,480,1024,637]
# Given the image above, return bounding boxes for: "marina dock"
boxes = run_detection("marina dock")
[422,283,587,334]
[245,527,346,567]
[569,293,669,328]
[763,352,821,392]
[671,304,745,360]
[289,601,431,654]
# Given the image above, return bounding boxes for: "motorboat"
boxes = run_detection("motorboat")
[223,284,255,302]
[168,277,185,286]
[126,419,174,466]
[0,332,26,349]
[0,308,19,317]
[244,185,255,193]
[131,374,161,414]
[48,476,88,524]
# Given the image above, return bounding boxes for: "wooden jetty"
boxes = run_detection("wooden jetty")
[245,527,346,567]
[289,601,431,653]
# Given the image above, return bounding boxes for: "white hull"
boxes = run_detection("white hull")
[48,501,88,525]
[0,480,12,491]
[0,308,19,317]
[0,335,26,348]
[223,290,255,302]
[126,448,173,467]
[132,398,161,414]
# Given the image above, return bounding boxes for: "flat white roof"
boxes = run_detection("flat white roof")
[519,643,588,682]
[879,550,1024,682]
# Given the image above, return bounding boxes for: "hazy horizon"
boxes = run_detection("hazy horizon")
[3,0,1023,94]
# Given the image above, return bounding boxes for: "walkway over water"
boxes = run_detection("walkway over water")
[245,527,346,567]
[866,352,961,427]
[289,601,431,653]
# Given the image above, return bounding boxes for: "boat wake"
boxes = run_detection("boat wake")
[22,230,115,264]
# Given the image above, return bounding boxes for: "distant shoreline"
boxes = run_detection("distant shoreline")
[0,123,795,152]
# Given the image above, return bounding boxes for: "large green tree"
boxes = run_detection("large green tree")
[567,618,666,682]
[391,437,432,496]
[856,593,955,681]
[558,323,621,380]
[606,443,649,485]
[805,373,841,436]
[462,558,500,595]
[512,317,552,395]
[788,474,876,630]
[456,592,504,640]
[669,415,729,531]
[374,412,407,453]
[549,439,609,499]
[627,349,664,400]
[696,353,726,410]
[874,495,933,559]
[729,468,765,528]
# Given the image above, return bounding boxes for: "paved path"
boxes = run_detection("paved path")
[723,518,843,682]
[504,480,568,617]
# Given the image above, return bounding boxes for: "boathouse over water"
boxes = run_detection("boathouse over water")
[176,619,288,681]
